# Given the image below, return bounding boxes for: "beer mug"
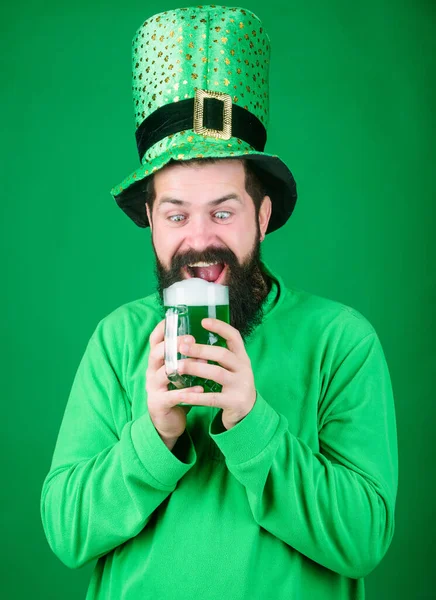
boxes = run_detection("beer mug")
[163,278,230,405]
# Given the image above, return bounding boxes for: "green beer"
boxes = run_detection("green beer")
[163,278,230,397]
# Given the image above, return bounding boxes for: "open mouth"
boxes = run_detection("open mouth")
[183,262,228,284]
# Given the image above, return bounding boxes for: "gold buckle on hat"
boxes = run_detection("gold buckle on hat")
[193,88,232,140]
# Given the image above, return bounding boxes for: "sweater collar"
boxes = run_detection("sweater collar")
[258,258,284,321]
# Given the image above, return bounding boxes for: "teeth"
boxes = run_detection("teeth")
[187,261,220,267]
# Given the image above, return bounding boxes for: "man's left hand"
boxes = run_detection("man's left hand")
[177,318,256,430]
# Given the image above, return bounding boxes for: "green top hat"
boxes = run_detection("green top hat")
[110,5,297,235]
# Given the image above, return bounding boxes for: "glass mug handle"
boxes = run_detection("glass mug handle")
[164,306,191,389]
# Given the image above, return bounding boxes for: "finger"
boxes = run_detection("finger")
[152,361,192,392]
[177,390,224,408]
[178,359,227,386]
[165,385,204,409]
[150,363,174,391]
[149,319,165,348]
[148,339,167,373]
[151,357,205,392]
[179,342,235,371]
[201,318,245,356]
[148,333,196,373]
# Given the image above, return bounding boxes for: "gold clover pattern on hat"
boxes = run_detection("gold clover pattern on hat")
[110,5,297,234]
[133,6,269,126]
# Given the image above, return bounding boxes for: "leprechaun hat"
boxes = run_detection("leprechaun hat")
[110,5,297,234]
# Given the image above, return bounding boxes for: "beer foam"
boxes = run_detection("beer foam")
[163,277,229,306]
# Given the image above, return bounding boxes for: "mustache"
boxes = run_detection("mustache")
[171,247,239,270]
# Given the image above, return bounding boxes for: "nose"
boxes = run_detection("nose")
[183,214,219,252]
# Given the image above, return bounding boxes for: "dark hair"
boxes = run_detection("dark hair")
[144,157,267,223]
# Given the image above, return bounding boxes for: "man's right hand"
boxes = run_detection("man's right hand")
[146,319,204,449]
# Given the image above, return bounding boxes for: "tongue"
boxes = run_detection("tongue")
[192,263,225,282]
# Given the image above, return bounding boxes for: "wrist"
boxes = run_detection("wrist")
[158,432,179,451]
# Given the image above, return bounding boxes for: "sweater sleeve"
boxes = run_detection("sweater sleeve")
[40,332,197,570]
[209,331,398,579]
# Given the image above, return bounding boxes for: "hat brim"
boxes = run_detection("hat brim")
[110,141,297,235]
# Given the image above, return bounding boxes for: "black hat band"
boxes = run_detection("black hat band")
[135,91,267,162]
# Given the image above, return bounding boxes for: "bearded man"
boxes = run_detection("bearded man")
[41,6,398,600]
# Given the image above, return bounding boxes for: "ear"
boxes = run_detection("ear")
[145,203,153,233]
[258,195,271,241]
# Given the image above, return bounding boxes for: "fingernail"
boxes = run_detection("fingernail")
[184,336,193,344]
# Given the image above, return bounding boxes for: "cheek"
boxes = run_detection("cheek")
[231,221,256,251]
[152,230,176,267]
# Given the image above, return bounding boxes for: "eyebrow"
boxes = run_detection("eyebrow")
[157,193,243,210]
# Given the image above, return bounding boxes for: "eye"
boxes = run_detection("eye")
[214,211,232,220]
[167,211,232,223]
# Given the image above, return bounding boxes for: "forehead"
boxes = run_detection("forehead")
[153,159,246,198]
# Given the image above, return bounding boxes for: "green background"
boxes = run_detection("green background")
[1,0,434,598]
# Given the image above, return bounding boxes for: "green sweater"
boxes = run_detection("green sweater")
[40,260,398,599]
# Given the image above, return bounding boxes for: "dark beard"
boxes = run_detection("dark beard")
[152,230,271,342]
